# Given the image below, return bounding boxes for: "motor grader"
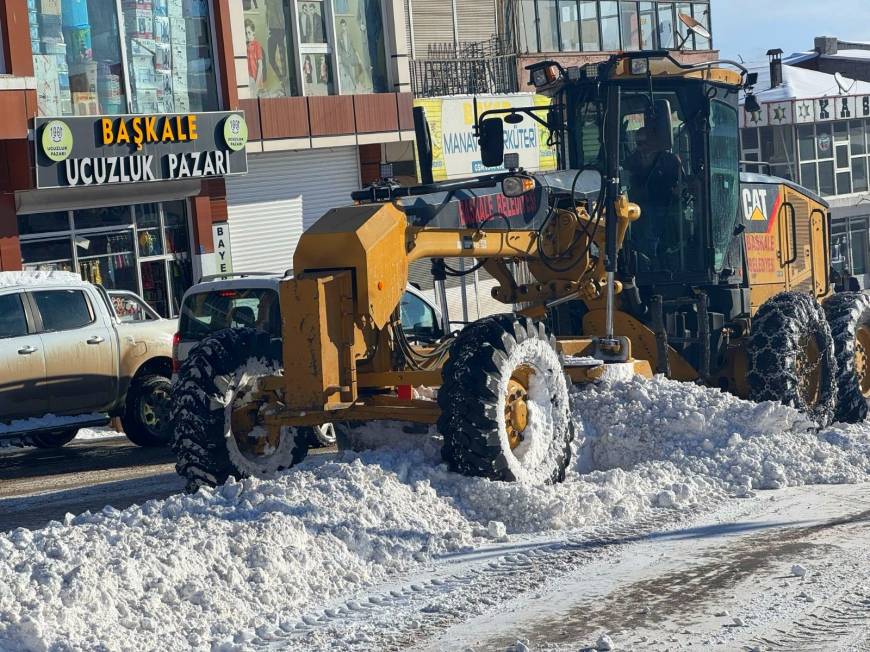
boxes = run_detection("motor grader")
[171,50,870,491]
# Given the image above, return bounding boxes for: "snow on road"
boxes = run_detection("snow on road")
[0,377,869,651]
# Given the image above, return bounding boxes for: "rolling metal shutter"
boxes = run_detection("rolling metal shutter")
[410,1,456,57]
[226,147,360,273]
[456,0,498,42]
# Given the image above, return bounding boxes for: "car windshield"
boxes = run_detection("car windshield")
[179,288,281,339]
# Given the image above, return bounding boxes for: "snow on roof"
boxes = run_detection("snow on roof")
[742,59,870,104]
[830,49,870,60]
[0,270,85,289]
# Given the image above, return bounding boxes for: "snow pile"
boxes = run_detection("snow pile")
[0,377,869,650]
[0,270,84,289]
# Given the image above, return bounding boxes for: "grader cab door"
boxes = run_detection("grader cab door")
[780,186,830,300]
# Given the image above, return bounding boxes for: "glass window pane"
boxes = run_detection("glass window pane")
[400,292,439,340]
[837,144,850,168]
[850,223,868,274]
[639,2,656,49]
[245,0,299,97]
[335,0,390,94]
[851,120,866,155]
[797,124,815,160]
[558,1,580,51]
[21,239,74,272]
[817,124,833,159]
[579,1,600,50]
[163,201,191,255]
[520,0,539,52]
[137,203,164,257]
[301,53,335,95]
[600,1,620,50]
[299,0,329,44]
[533,0,559,52]
[125,1,219,112]
[853,157,868,192]
[709,101,740,270]
[800,162,818,193]
[819,160,835,195]
[837,171,852,195]
[657,2,675,49]
[74,206,131,231]
[17,212,69,236]
[169,258,194,317]
[691,3,710,49]
[180,289,281,339]
[741,127,759,150]
[676,2,693,49]
[29,1,128,116]
[135,204,161,229]
[33,290,93,332]
[78,231,137,292]
[619,2,640,50]
[0,294,28,339]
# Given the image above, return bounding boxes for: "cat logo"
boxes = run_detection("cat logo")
[742,187,770,222]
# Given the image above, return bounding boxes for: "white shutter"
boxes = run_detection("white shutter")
[410,1,456,56]
[226,148,360,273]
[456,0,498,43]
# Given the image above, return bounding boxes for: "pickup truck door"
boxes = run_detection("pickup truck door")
[0,291,48,420]
[29,288,118,414]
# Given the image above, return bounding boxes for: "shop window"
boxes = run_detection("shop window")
[797,124,814,161]
[28,0,219,117]
[558,1,581,52]
[816,124,833,160]
[245,0,299,96]
[74,206,132,231]
[850,120,866,156]
[520,0,539,52]
[854,157,868,193]
[819,160,835,196]
[831,223,849,272]
[534,0,559,52]
[657,2,675,49]
[17,211,70,237]
[32,290,94,332]
[579,1,600,51]
[851,221,869,275]
[639,2,656,49]
[334,0,388,94]
[78,231,138,292]
[20,238,75,273]
[0,295,28,339]
[618,2,639,51]
[600,1,620,50]
[136,203,164,257]
[800,162,818,194]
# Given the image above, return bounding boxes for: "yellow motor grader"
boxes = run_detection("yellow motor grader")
[171,50,870,491]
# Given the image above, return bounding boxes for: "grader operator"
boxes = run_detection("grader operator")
[171,50,870,492]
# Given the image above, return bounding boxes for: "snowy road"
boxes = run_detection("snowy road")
[1,377,869,651]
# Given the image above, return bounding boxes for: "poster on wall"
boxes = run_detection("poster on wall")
[301,52,334,95]
[334,0,387,94]
[414,94,558,182]
[244,0,296,97]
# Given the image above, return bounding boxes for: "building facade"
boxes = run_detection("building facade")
[740,45,870,288]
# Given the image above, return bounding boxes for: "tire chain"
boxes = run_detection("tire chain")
[823,292,870,423]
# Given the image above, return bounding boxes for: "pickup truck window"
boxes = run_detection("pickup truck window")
[32,290,94,332]
[179,289,281,339]
[0,294,28,338]
[109,292,159,322]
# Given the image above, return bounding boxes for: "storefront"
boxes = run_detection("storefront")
[18,110,249,317]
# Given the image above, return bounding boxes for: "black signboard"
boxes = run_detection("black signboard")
[34,111,249,190]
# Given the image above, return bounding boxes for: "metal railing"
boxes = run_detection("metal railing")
[410,38,519,98]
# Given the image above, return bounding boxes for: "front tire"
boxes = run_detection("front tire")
[747,292,837,427]
[122,374,172,447]
[171,328,309,492]
[823,292,870,423]
[28,428,78,449]
[437,315,574,484]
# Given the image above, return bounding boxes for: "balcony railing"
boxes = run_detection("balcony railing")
[410,38,519,98]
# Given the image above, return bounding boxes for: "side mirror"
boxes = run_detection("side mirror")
[502,174,536,198]
[478,118,505,169]
[744,93,761,116]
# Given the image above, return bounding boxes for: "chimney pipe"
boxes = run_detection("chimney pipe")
[767,48,784,89]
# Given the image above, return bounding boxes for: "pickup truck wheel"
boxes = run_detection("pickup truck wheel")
[122,375,173,447]
[28,428,78,449]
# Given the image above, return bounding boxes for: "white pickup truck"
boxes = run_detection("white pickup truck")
[0,271,175,448]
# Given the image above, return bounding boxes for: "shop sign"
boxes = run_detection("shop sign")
[212,223,233,275]
[34,111,249,189]
[414,94,557,182]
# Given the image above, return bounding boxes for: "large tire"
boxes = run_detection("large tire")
[170,328,309,492]
[747,292,837,427]
[28,428,78,449]
[437,314,574,484]
[121,374,172,447]
[823,292,870,423]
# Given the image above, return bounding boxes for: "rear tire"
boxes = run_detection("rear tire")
[170,328,309,492]
[823,292,870,423]
[122,374,172,447]
[437,315,574,484]
[747,292,837,427]
[28,428,78,449]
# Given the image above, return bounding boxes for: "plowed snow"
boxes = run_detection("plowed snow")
[1,377,869,650]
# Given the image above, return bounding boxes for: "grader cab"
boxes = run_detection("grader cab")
[171,51,870,492]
